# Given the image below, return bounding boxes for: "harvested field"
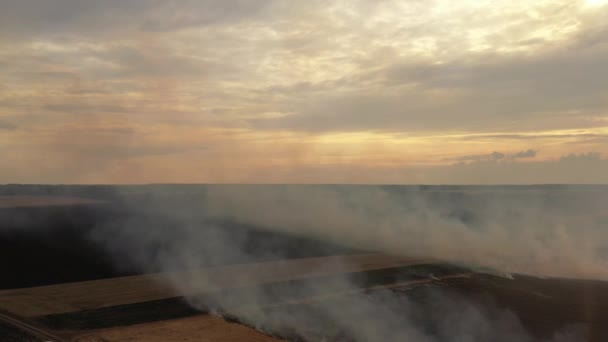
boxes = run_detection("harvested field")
[0,317,45,342]
[0,254,434,317]
[73,314,283,342]
[443,274,608,341]
[0,254,466,341]
[19,271,608,342]
[5,253,608,341]
[2,185,608,341]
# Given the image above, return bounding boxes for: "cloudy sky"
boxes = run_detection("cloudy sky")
[1,0,608,184]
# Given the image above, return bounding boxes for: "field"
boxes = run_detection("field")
[1,186,608,341]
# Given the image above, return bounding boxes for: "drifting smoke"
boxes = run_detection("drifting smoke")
[203,185,608,280]
[82,184,606,341]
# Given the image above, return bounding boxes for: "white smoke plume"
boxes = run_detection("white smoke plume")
[203,185,608,280]
[87,185,604,341]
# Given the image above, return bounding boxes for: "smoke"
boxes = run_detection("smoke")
[203,185,608,280]
[188,278,582,342]
[82,184,605,341]
[177,261,584,342]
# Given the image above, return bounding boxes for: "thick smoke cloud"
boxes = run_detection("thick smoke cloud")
[84,185,603,341]
[202,185,608,280]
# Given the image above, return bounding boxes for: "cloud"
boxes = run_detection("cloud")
[4,1,608,136]
[0,121,17,130]
[252,27,608,133]
[454,151,506,163]
[456,133,608,141]
[423,152,608,184]
[559,152,601,162]
[513,149,537,159]
[452,149,538,164]
[0,0,607,183]
[0,0,280,39]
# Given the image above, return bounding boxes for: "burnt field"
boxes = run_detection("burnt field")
[0,201,126,289]
[1,184,608,341]
[226,274,608,342]
[0,186,358,290]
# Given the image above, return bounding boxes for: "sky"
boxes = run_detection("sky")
[1,0,608,184]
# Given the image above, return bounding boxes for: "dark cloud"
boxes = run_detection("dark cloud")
[457,133,606,141]
[450,150,538,165]
[138,0,279,32]
[0,0,146,38]
[559,152,601,162]
[44,103,131,115]
[0,121,17,130]
[512,149,537,159]
[0,0,279,38]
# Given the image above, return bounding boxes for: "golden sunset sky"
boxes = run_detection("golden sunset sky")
[1,0,608,183]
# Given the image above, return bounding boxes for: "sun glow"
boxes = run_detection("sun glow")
[585,0,608,7]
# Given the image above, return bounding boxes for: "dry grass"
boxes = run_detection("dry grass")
[74,314,282,342]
